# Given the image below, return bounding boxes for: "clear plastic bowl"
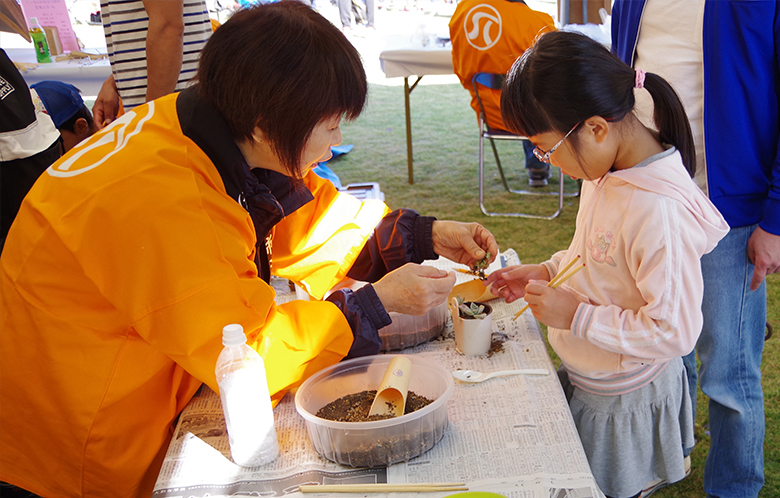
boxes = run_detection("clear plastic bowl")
[294,354,453,468]
[378,301,448,351]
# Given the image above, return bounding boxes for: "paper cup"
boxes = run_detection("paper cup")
[450,301,493,356]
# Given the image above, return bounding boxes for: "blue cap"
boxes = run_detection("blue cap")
[30,80,84,129]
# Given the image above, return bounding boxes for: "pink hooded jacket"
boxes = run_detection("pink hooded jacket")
[543,148,729,395]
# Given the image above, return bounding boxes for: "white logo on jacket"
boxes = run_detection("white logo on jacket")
[48,102,155,177]
[464,4,502,50]
[0,76,14,100]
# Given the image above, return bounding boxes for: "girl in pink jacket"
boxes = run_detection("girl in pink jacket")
[486,31,728,498]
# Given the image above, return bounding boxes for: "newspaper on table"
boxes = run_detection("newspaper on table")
[153,250,605,498]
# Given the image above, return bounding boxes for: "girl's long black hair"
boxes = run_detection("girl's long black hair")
[500,31,695,177]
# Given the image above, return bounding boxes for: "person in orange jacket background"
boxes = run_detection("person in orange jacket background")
[0,3,498,497]
[449,0,555,186]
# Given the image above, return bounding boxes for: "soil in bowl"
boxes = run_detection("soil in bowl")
[316,390,433,422]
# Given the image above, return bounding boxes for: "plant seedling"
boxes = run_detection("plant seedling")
[469,251,491,280]
[456,295,489,319]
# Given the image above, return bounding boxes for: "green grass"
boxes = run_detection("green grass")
[331,82,779,497]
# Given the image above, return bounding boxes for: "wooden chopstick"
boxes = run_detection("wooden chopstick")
[512,262,586,321]
[298,482,468,493]
[549,263,585,289]
[547,254,580,287]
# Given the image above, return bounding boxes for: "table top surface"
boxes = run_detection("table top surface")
[5,48,111,96]
[378,38,453,78]
[152,251,605,498]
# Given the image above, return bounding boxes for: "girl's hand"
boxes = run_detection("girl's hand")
[431,221,499,268]
[484,264,550,304]
[523,280,589,329]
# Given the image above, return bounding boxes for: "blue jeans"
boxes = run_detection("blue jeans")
[522,140,546,171]
[683,224,766,497]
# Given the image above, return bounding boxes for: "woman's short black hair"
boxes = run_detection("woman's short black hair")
[195,1,367,177]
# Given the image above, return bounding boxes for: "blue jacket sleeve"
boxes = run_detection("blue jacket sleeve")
[610,0,644,65]
[346,209,438,283]
[328,209,439,359]
[326,284,392,358]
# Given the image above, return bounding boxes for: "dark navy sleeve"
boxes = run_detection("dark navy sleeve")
[346,209,438,283]
[610,0,643,64]
[326,284,392,359]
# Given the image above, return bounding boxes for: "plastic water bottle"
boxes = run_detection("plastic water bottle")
[215,324,279,467]
[29,18,51,63]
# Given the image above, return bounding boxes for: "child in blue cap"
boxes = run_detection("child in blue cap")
[31,80,97,152]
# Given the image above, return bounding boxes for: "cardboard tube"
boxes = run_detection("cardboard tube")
[368,356,412,418]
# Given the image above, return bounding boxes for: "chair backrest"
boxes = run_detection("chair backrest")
[472,72,516,134]
[473,72,505,91]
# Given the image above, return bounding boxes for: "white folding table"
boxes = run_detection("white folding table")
[379,42,453,184]
[5,48,111,97]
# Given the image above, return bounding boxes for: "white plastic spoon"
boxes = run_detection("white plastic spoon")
[451,369,549,383]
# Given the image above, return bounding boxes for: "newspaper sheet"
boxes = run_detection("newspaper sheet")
[153,250,605,498]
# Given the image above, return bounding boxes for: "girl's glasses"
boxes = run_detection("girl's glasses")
[533,123,580,164]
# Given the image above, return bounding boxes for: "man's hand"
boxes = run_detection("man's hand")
[93,74,120,129]
[431,221,499,268]
[748,226,780,290]
[484,264,550,304]
[373,263,456,315]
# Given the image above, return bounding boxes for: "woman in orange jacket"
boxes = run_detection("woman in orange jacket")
[0,3,498,497]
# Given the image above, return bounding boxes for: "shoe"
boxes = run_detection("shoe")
[640,455,691,498]
[528,166,549,187]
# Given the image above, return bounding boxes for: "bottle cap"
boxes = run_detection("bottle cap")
[222,324,247,347]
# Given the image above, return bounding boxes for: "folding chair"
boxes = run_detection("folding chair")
[472,72,577,219]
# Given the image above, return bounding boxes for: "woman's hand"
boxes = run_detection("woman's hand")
[372,263,456,315]
[431,221,499,268]
[523,280,589,329]
[484,264,549,304]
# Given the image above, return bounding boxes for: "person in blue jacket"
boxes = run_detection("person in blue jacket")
[612,2,780,497]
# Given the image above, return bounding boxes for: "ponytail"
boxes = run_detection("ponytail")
[502,31,695,177]
[642,72,695,177]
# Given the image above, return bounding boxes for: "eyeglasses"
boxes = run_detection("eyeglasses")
[532,123,580,164]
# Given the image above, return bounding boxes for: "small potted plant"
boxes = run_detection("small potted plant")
[456,298,491,319]
[450,295,493,355]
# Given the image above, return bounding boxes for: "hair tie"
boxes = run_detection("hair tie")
[634,69,646,89]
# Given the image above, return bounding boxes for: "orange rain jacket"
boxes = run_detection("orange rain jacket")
[449,0,554,131]
[0,87,437,497]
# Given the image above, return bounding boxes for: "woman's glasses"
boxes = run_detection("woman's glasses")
[532,123,580,164]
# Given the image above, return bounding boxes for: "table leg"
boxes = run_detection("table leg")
[559,0,569,25]
[403,75,423,185]
[404,77,413,184]
[559,0,591,24]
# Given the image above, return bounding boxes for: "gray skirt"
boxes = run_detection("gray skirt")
[559,357,694,498]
